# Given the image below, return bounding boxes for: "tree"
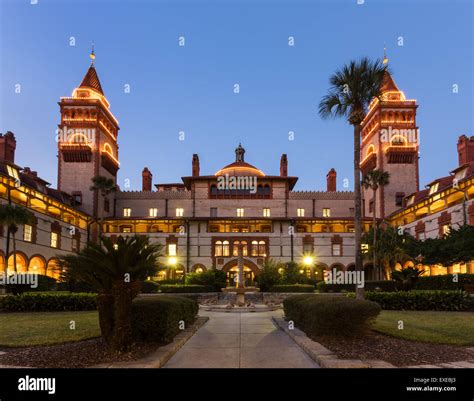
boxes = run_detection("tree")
[391,266,425,291]
[90,176,117,239]
[256,259,283,291]
[0,204,34,273]
[319,58,388,299]
[362,169,390,280]
[59,235,163,351]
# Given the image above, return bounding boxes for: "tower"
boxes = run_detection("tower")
[57,49,120,217]
[360,68,419,218]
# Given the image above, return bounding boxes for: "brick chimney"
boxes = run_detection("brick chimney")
[0,131,16,164]
[458,135,474,165]
[280,154,288,177]
[142,167,152,191]
[192,154,200,177]
[326,168,336,192]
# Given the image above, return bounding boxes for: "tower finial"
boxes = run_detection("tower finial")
[89,42,96,64]
[383,44,388,65]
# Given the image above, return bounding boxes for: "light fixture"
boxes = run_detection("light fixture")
[168,257,177,266]
[303,256,314,266]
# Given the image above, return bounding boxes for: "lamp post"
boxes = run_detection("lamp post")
[303,255,314,279]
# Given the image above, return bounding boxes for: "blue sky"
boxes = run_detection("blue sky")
[0,0,472,191]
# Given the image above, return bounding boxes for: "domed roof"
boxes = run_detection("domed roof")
[214,143,265,176]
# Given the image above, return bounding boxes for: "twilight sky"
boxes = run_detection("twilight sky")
[0,0,472,192]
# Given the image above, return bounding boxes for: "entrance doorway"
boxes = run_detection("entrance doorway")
[226,266,255,287]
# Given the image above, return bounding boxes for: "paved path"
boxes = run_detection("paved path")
[163,309,319,368]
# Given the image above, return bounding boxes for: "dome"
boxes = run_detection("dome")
[214,143,265,176]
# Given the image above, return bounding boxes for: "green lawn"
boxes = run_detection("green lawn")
[0,311,100,347]
[373,310,474,345]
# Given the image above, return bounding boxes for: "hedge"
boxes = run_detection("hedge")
[0,293,97,312]
[269,284,315,293]
[348,290,471,311]
[414,274,474,291]
[141,280,160,293]
[2,274,57,295]
[317,280,397,293]
[158,284,214,293]
[132,296,198,343]
[283,294,380,337]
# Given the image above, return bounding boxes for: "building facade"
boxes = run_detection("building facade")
[1,59,473,282]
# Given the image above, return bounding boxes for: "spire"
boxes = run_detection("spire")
[235,143,245,162]
[79,45,104,95]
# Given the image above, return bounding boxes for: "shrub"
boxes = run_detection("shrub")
[269,284,315,293]
[159,284,213,293]
[414,274,474,291]
[56,280,97,293]
[283,294,381,337]
[141,280,160,293]
[0,293,97,312]
[348,290,470,311]
[317,280,398,293]
[157,279,184,285]
[4,274,58,295]
[132,296,198,343]
[185,270,225,291]
[256,260,283,291]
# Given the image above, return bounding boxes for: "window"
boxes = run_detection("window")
[251,240,266,256]
[176,208,184,217]
[323,208,331,217]
[332,244,342,256]
[149,208,158,217]
[6,165,19,181]
[121,226,131,233]
[297,208,305,217]
[210,208,218,218]
[406,195,415,206]
[237,208,244,217]
[233,241,248,256]
[73,193,82,206]
[263,208,270,217]
[395,192,405,207]
[222,240,230,256]
[442,224,450,236]
[168,243,177,256]
[24,225,32,242]
[50,232,59,248]
[418,232,426,241]
[369,200,374,213]
[429,183,439,195]
[214,240,230,257]
[454,167,468,183]
[123,208,131,217]
[104,198,110,213]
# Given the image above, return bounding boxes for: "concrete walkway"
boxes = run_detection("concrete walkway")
[163,309,319,368]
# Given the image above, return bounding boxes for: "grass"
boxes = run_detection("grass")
[373,310,474,346]
[0,311,100,347]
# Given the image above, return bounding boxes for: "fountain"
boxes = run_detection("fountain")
[220,246,259,308]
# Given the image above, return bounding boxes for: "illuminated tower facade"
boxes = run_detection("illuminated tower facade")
[360,70,419,219]
[57,52,120,218]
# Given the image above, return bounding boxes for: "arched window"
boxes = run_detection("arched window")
[233,241,240,256]
[258,240,266,256]
[241,241,248,256]
[257,185,263,195]
[263,185,270,196]
[215,241,223,257]
[210,185,217,195]
[251,240,259,257]
[222,240,230,257]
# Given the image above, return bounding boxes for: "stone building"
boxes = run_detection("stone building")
[1,57,473,282]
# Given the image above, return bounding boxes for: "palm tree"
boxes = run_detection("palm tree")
[362,169,390,280]
[59,235,164,351]
[0,204,34,274]
[319,58,388,299]
[90,176,117,240]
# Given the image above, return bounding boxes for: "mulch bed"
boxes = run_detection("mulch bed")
[0,338,161,368]
[314,331,474,367]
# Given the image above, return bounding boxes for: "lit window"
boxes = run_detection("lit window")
[237,208,244,217]
[263,208,270,217]
[258,240,266,256]
[24,225,32,242]
[406,195,415,206]
[454,167,468,183]
[429,183,439,195]
[168,243,177,256]
[123,208,131,217]
[121,226,131,233]
[149,208,158,217]
[176,208,184,217]
[233,241,248,256]
[418,232,426,241]
[215,241,223,256]
[251,240,259,256]
[442,224,450,236]
[323,208,331,217]
[50,232,59,248]
[332,244,341,256]
[297,208,305,217]
[6,165,19,181]
[222,240,230,256]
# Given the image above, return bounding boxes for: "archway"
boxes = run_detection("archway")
[363,263,375,281]
[191,264,206,274]
[222,259,260,287]
[46,258,62,279]
[7,252,28,273]
[0,252,5,274]
[28,255,47,275]
[314,263,329,280]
